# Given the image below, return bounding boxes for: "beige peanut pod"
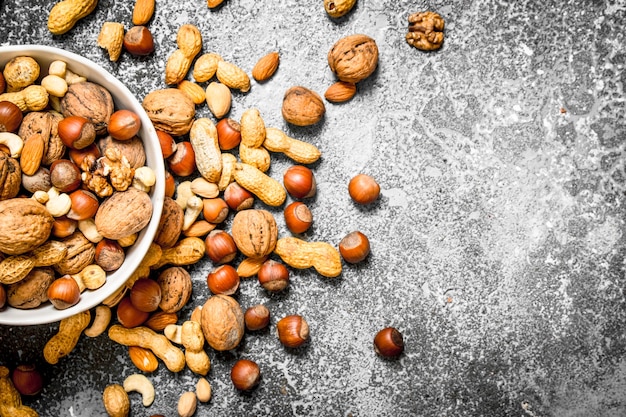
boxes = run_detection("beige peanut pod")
[47,0,98,35]
[233,163,286,207]
[239,142,270,172]
[43,310,91,364]
[218,152,237,191]
[97,22,124,62]
[216,61,251,93]
[190,118,222,183]
[264,127,321,164]
[177,24,203,57]
[240,107,266,148]
[31,240,68,266]
[0,255,36,285]
[274,236,342,278]
[132,0,155,25]
[205,82,232,119]
[193,52,223,82]
[165,49,192,86]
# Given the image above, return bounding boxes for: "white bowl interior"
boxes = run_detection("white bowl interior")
[0,45,165,326]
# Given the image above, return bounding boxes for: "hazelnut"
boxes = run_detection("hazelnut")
[202,197,229,224]
[216,118,241,150]
[52,216,77,239]
[94,239,125,271]
[374,327,404,358]
[205,230,237,264]
[68,143,100,169]
[11,364,43,396]
[168,141,196,177]
[206,264,240,295]
[108,109,141,141]
[130,278,162,313]
[117,296,149,328]
[283,201,312,234]
[0,101,23,133]
[0,284,5,310]
[339,231,370,263]
[47,275,81,310]
[244,304,270,331]
[257,260,289,292]
[276,315,309,348]
[49,159,81,193]
[348,173,380,204]
[223,182,254,212]
[67,189,99,221]
[230,359,261,391]
[157,130,176,159]
[123,25,155,56]
[57,115,97,150]
[164,170,176,198]
[283,165,316,199]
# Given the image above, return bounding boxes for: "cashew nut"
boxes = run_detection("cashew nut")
[0,132,24,158]
[78,218,104,243]
[182,195,203,231]
[175,180,194,209]
[46,187,71,217]
[123,373,155,407]
[64,68,86,85]
[132,166,156,192]
[84,305,112,337]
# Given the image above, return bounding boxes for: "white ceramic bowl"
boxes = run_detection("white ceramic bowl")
[0,45,165,326]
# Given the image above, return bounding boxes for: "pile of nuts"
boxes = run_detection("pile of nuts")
[0,56,156,313]
[0,1,446,415]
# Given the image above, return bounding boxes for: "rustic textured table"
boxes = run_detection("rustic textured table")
[1,1,626,416]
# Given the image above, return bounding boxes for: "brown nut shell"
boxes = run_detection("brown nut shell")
[200,294,244,351]
[95,188,153,240]
[281,86,325,126]
[142,88,196,136]
[61,82,115,135]
[157,266,192,313]
[328,34,379,83]
[231,209,278,259]
[0,198,53,255]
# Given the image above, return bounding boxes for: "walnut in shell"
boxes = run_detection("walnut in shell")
[231,209,278,259]
[61,82,115,135]
[200,294,244,351]
[153,197,183,249]
[157,266,192,313]
[328,34,379,83]
[7,266,55,309]
[0,152,21,200]
[0,198,54,255]
[142,89,196,136]
[281,86,326,127]
[97,135,146,169]
[54,231,95,275]
[95,187,153,240]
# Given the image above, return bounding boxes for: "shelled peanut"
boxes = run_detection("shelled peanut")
[0,56,157,312]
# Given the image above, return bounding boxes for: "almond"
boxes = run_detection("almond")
[205,82,232,119]
[145,310,178,331]
[19,133,45,175]
[252,52,280,82]
[324,81,357,103]
[132,0,155,25]
[128,346,159,372]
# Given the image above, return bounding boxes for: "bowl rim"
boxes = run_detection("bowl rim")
[0,44,165,326]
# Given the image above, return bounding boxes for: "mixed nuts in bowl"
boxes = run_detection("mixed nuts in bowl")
[0,45,165,326]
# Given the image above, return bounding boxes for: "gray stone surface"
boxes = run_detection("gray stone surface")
[1,0,626,416]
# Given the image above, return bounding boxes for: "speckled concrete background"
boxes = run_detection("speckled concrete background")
[1,0,626,416]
